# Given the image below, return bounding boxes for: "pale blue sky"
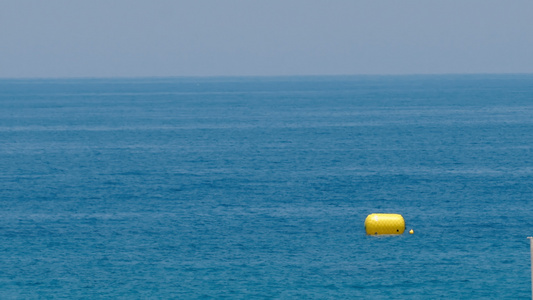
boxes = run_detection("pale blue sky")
[1,1,532,78]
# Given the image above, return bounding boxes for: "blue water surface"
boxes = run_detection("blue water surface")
[1,75,532,299]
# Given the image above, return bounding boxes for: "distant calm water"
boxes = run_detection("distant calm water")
[1,75,533,299]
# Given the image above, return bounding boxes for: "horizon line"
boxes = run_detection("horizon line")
[1,72,532,81]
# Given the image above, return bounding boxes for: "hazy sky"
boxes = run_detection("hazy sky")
[1,1,532,78]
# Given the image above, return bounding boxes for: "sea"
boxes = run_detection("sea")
[1,75,532,299]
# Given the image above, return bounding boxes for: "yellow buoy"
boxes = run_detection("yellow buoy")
[365,213,405,235]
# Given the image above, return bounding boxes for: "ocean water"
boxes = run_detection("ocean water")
[1,75,532,299]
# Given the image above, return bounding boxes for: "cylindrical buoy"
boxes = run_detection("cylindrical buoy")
[365,213,405,235]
